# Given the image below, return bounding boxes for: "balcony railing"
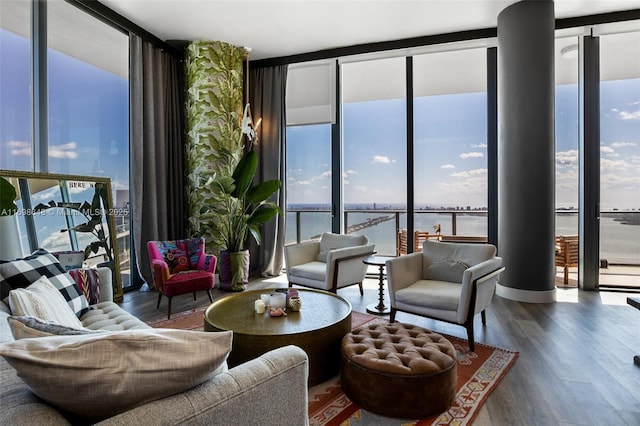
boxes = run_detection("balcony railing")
[285,208,640,266]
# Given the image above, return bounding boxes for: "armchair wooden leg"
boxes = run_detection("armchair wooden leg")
[207,289,214,303]
[167,297,172,320]
[358,282,364,296]
[193,292,197,301]
[466,322,475,352]
[389,308,397,323]
[288,282,293,288]
[481,310,487,325]
[156,292,162,309]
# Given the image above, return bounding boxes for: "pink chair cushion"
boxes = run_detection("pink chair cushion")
[163,270,215,297]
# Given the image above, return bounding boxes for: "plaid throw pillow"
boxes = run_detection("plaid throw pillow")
[68,268,101,305]
[0,249,89,318]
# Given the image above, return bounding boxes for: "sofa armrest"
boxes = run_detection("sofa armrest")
[285,241,321,268]
[96,267,114,303]
[97,345,309,426]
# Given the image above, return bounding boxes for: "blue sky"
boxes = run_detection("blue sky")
[287,79,639,210]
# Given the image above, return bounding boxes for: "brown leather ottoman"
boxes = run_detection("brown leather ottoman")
[340,322,457,419]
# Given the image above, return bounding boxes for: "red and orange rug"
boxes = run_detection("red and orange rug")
[149,309,518,425]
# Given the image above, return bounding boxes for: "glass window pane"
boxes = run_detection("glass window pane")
[342,57,407,255]
[599,31,640,266]
[285,124,332,244]
[413,48,487,240]
[555,36,579,236]
[0,0,32,171]
[47,1,130,286]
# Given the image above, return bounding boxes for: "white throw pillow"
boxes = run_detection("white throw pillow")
[7,315,102,340]
[0,329,233,423]
[8,276,83,329]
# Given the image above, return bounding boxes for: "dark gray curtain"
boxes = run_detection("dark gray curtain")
[249,65,288,277]
[130,34,185,285]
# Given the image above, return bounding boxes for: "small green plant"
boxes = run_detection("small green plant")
[0,177,18,216]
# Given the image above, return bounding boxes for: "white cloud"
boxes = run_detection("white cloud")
[450,168,487,178]
[372,155,394,164]
[49,142,78,159]
[601,146,615,154]
[618,109,640,120]
[319,171,332,179]
[459,152,484,159]
[355,185,368,191]
[556,150,578,166]
[296,180,311,185]
[611,142,637,148]
[8,140,79,159]
[470,143,487,148]
[441,164,455,169]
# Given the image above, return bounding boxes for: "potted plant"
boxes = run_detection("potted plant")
[201,148,281,291]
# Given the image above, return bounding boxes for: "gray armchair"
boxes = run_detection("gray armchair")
[285,233,375,294]
[386,240,504,351]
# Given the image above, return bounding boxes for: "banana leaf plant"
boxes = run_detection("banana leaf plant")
[34,183,113,263]
[200,148,281,253]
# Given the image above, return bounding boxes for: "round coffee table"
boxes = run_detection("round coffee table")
[204,288,352,385]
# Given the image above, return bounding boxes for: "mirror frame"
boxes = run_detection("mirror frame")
[0,170,123,301]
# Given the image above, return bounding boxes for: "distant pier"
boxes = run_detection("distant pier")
[347,214,395,234]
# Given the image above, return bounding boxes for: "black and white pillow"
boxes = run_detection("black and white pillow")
[0,249,89,317]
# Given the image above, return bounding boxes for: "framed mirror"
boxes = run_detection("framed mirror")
[0,170,123,301]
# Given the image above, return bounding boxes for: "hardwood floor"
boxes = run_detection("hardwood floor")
[121,276,640,425]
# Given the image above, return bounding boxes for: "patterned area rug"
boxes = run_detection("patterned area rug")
[309,334,518,426]
[147,310,518,425]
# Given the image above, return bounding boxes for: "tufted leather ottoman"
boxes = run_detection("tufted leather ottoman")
[340,322,457,419]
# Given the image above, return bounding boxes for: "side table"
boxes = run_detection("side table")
[627,297,640,367]
[363,255,394,315]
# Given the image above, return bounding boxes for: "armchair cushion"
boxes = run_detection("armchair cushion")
[318,233,369,261]
[395,280,462,312]
[289,261,326,282]
[425,260,470,283]
[149,240,191,274]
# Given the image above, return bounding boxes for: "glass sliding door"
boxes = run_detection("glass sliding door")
[598,30,640,289]
[341,57,407,255]
[412,48,488,243]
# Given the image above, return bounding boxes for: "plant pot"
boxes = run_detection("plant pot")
[218,249,249,292]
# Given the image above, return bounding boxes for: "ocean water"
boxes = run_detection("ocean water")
[285,211,640,264]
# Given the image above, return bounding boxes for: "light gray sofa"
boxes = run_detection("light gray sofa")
[0,268,310,425]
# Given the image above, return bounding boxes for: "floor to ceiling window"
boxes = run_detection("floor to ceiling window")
[555,36,580,243]
[285,62,335,244]
[598,30,640,288]
[413,48,488,241]
[341,57,407,255]
[0,1,131,288]
[0,0,31,171]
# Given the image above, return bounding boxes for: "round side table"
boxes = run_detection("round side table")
[363,255,394,315]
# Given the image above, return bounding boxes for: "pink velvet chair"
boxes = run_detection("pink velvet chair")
[147,237,216,319]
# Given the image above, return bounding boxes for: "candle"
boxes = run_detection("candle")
[254,299,265,314]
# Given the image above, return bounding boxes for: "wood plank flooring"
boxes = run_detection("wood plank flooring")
[121,276,640,425]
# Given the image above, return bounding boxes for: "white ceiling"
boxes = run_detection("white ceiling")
[99,0,640,60]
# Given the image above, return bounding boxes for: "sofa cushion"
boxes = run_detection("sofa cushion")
[0,328,233,423]
[80,301,150,331]
[68,268,101,305]
[0,249,89,317]
[7,315,102,340]
[289,261,327,282]
[8,276,84,329]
